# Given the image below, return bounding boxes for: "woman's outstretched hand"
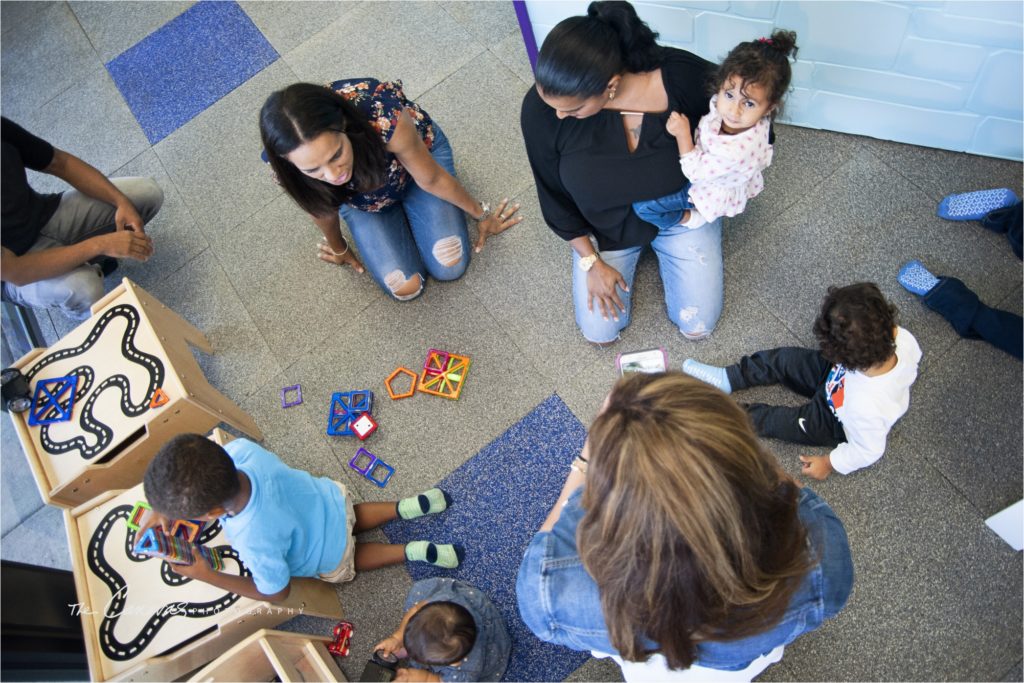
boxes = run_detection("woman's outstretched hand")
[318,239,365,274]
[475,197,522,253]
[587,260,628,322]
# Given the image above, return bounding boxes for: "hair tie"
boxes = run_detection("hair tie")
[757,37,773,44]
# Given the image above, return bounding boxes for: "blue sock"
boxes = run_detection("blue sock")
[682,359,732,394]
[898,260,940,296]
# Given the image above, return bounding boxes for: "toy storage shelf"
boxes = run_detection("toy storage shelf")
[190,629,347,682]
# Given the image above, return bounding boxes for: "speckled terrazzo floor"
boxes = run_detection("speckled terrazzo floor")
[1,2,1021,681]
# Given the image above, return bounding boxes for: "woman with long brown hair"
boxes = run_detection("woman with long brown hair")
[516,372,853,680]
[261,80,520,301]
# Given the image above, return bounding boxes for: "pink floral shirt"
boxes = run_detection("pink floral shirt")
[678,95,773,221]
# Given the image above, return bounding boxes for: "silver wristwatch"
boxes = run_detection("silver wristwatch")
[475,202,492,222]
[578,253,599,272]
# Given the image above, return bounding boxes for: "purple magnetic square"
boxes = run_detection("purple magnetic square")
[105,2,279,144]
[281,384,302,408]
[349,448,376,475]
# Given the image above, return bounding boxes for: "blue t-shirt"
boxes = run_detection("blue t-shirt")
[405,578,511,682]
[220,439,347,595]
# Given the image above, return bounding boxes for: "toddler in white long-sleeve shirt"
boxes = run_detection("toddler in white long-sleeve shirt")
[681,283,921,480]
[633,30,798,230]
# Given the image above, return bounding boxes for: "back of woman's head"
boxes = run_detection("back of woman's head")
[536,1,665,97]
[579,372,812,669]
[714,29,798,116]
[259,83,384,216]
[404,601,477,666]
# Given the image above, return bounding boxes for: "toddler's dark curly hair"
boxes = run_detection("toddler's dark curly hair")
[813,283,899,372]
[712,29,798,118]
[144,434,240,520]
[404,601,477,666]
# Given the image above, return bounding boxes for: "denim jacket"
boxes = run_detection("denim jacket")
[516,487,854,671]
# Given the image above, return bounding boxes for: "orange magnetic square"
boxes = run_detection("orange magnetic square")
[418,352,470,400]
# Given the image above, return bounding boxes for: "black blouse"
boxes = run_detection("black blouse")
[521,48,716,251]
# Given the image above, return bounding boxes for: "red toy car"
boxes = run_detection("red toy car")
[328,620,354,657]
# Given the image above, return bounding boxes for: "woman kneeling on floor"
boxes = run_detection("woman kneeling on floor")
[260,79,520,300]
[516,371,854,682]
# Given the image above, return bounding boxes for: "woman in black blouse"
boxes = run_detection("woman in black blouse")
[521,1,722,344]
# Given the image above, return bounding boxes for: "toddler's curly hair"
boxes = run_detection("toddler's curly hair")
[713,28,798,118]
[813,283,898,372]
[404,601,477,666]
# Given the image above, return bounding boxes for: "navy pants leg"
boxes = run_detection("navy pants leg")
[725,347,846,447]
[924,277,1023,360]
[981,200,1022,260]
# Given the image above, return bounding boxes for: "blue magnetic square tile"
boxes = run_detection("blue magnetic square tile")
[106,1,278,144]
[383,394,590,682]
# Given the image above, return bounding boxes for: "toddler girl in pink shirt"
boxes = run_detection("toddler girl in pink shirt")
[634,30,798,230]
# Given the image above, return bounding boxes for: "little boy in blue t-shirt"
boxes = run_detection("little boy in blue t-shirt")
[140,434,461,601]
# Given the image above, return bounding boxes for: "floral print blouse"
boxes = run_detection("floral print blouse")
[329,78,437,212]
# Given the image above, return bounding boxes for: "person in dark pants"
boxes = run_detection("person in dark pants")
[899,198,1022,360]
[683,283,922,480]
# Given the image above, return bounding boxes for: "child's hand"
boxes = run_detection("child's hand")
[136,508,173,539]
[373,634,407,660]
[168,556,217,581]
[665,112,691,139]
[798,455,834,481]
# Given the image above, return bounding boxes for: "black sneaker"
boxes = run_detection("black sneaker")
[94,256,119,277]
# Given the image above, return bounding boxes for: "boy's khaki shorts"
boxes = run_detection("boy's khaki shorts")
[319,480,357,584]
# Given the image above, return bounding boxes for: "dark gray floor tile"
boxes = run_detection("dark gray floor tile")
[238,1,361,55]
[759,454,1022,681]
[861,136,1024,205]
[0,2,98,121]
[417,52,535,212]
[153,59,296,236]
[460,184,612,421]
[1002,659,1023,682]
[205,194,380,367]
[154,250,282,404]
[1,413,44,535]
[282,1,485,100]
[491,28,536,87]
[728,147,1023,367]
[1,0,50,36]
[725,124,859,255]
[566,656,624,682]
[109,149,210,290]
[898,333,1022,518]
[440,0,520,46]
[69,1,193,62]
[0,504,72,571]
[20,64,149,195]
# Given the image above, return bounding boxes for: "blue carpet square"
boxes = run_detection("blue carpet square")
[383,393,591,682]
[106,1,278,144]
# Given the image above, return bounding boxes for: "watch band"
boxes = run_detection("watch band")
[475,202,492,222]
[578,253,599,272]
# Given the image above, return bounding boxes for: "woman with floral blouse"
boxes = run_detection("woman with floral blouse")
[261,79,520,300]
